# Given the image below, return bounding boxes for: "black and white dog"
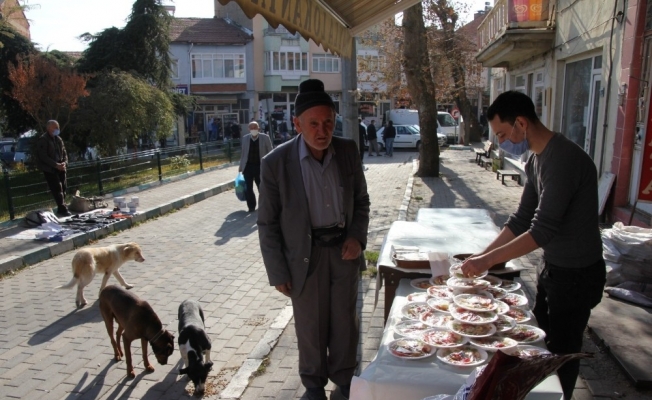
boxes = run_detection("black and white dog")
[178,300,213,392]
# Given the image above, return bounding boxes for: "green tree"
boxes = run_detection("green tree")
[76,0,172,89]
[0,23,36,135]
[73,71,174,156]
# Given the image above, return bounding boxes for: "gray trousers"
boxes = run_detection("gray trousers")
[292,245,360,389]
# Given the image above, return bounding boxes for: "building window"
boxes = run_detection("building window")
[357,55,386,71]
[191,53,245,79]
[235,99,250,124]
[265,51,308,72]
[312,54,341,73]
[171,59,179,79]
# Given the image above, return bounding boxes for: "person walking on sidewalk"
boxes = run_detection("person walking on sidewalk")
[35,120,71,217]
[367,120,380,156]
[239,121,273,213]
[258,79,370,400]
[460,90,605,400]
[383,120,396,157]
[358,117,367,163]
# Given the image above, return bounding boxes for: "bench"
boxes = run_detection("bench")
[496,169,521,185]
[474,141,493,166]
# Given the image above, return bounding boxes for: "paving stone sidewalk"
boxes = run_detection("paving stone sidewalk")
[0,147,649,400]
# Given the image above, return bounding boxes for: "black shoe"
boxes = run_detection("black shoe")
[57,206,71,217]
[337,384,350,399]
[248,208,255,213]
[305,387,327,400]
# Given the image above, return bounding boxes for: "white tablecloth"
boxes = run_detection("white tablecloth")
[352,279,564,400]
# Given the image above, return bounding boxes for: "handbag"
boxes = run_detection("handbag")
[235,173,247,201]
[69,194,108,213]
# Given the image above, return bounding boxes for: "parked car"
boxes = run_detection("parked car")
[0,139,16,168]
[376,124,422,150]
[411,125,447,147]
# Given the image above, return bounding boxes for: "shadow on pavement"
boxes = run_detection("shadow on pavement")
[214,210,258,246]
[28,302,103,346]
[64,362,112,400]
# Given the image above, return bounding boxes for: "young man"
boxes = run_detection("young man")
[257,79,370,400]
[35,120,71,216]
[238,121,273,213]
[461,91,605,400]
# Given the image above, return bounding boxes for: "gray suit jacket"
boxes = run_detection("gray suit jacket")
[239,133,273,172]
[257,136,370,297]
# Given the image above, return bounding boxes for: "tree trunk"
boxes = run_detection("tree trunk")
[403,3,439,177]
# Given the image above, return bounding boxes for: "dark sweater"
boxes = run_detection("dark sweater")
[505,133,603,268]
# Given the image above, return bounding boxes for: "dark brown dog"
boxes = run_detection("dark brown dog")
[99,285,174,378]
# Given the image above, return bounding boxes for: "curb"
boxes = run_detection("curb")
[0,178,235,276]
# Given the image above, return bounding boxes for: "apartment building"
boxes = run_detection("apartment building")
[477,0,650,227]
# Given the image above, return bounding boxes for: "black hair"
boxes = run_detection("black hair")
[487,91,539,125]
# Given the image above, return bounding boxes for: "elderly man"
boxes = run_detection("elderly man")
[239,121,273,213]
[460,91,605,400]
[257,79,370,400]
[35,120,71,216]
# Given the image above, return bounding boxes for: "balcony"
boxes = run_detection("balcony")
[476,0,556,69]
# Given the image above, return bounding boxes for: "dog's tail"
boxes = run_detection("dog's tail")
[55,275,78,290]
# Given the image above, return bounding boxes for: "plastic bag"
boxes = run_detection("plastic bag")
[235,173,247,201]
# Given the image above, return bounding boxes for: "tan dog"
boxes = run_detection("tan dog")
[56,242,145,307]
[100,285,174,378]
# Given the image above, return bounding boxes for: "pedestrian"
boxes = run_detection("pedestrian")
[383,120,396,157]
[257,79,370,400]
[367,120,380,156]
[239,121,273,213]
[358,117,367,163]
[460,90,605,400]
[210,118,218,141]
[279,118,289,142]
[231,122,241,140]
[35,120,71,216]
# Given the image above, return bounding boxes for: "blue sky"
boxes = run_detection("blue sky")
[24,0,491,52]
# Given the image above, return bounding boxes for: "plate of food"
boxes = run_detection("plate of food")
[427,298,453,313]
[502,324,546,344]
[411,278,433,290]
[504,307,533,323]
[448,321,496,338]
[430,274,450,286]
[393,320,431,338]
[501,292,528,307]
[437,345,488,367]
[484,286,507,299]
[449,264,488,280]
[450,306,498,325]
[500,280,522,292]
[427,286,453,299]
[446,277,490,290]
[388,338,436,359]
[420,311,455,328]
[453,294,497,312]
[469,336,518,352]
[493,300,510,315]
[406,292,430,303]
[502,345,551,357]
[483,275,503,287]
[401,302,432,320]
[420,328,468,348]
[493,314,516,333]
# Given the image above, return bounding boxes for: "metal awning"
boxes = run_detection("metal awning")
[217,0,422,56]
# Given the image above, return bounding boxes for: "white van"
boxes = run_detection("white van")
[386,109,462,144]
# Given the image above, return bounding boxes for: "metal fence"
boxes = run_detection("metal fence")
[0,140,242,222]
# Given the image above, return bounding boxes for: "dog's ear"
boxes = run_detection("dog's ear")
[179,367,188,375]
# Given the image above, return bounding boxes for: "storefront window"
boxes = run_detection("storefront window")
[562,58,592,147]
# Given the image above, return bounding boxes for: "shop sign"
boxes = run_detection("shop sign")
[174,85,189,95]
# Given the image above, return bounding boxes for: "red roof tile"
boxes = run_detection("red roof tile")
[170,18,252,45]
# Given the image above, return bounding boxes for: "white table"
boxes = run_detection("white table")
[352,279,564,400]
[376,209,527,322]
